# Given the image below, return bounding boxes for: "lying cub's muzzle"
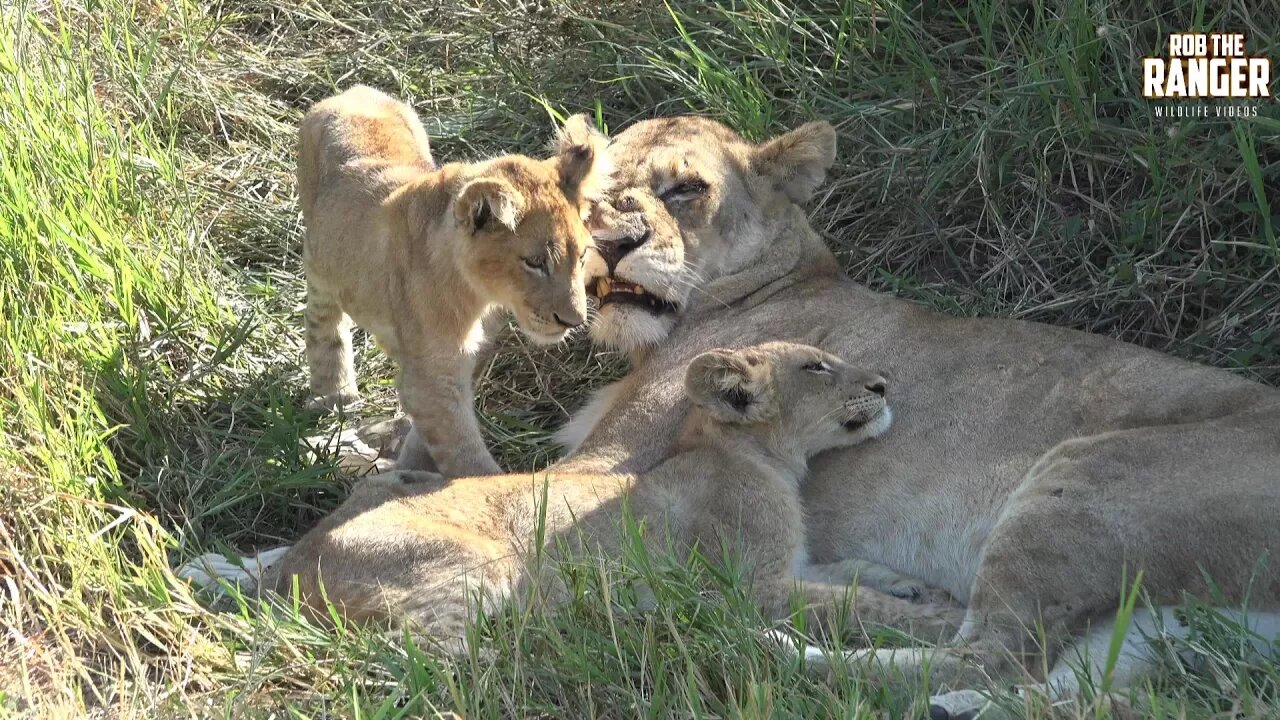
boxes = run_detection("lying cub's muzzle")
[839,397,888,431]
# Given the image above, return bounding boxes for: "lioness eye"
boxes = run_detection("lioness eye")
[802,361,831,375]
[522,255,548,274]
[660,179,708,202]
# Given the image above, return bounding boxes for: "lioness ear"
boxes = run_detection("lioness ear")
[553,113,614,203]
[684,349,777,424]
[454,178,525,234]
[751,121,837,204]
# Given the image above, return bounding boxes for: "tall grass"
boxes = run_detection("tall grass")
[1,0,1277,715]
[1,1,221,711]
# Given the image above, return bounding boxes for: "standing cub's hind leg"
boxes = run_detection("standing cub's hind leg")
[305,285,360,411]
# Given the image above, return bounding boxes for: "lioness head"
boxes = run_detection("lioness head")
[586,117,836,350]
[446,114,611,344]
[684,342,891,458]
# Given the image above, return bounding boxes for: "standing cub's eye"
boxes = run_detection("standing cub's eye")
[802,360,832,375]
[522,255,548,274]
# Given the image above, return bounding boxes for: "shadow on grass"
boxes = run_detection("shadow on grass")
[89,318,358,551]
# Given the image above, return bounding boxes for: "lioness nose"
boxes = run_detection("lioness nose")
[600,228,651,269]
[553,312,583,329]
[865,379,887,396]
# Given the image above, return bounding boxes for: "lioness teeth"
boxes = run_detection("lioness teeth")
[597,278,647,296]
[593,277,678,314]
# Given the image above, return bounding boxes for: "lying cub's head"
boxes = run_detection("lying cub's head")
[684,342,891,459]
[441,115,611,344]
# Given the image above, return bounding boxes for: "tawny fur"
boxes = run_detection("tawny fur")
[262,342,964,647]
[297,85,610,477]
[556,115,1280,696]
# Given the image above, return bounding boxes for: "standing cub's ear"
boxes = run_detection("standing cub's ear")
[553,113,614,203]
[454,177,525,234]
[751,121,837,204]
[684,348,778,424]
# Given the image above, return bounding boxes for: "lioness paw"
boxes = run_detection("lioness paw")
[885,578,926,602]
[884,578,952,604]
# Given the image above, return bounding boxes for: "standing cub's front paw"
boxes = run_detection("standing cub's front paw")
[307,390,362,412]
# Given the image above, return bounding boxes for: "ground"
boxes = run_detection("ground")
[1,0,1278,716]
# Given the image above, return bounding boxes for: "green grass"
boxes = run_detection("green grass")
[1,0,1277,715]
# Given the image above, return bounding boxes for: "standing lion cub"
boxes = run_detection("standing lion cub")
[297,86,610,477]
[246,342,962,647]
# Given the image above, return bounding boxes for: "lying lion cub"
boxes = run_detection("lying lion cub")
[297,86,610,477]
[253,342,963,647]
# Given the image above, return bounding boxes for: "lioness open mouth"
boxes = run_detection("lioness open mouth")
[592,277,679,315]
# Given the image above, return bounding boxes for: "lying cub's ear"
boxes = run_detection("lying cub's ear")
[454,178,525,234]
[684,348,778,424]
[554,114,614,203]
[751,121,837,204]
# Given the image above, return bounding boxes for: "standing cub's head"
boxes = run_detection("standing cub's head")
[444,115,612,344]
[684,342,892,460]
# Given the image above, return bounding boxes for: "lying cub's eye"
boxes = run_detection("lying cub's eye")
[802,361,832,375]
[522,255,548,274]
[659,179,709,203]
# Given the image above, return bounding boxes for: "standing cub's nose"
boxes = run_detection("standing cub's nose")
[866,379,887,396]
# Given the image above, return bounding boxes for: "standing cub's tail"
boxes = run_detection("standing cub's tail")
[176,546,291,595]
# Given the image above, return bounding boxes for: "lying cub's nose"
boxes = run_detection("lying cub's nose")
[865,378,887,396]
[554,312,584,329]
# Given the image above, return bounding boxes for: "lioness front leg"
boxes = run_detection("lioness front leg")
[396,359,501,477]
[755,578,964,643]
[803,558,953,604]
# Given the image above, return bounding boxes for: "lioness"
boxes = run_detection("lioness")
[297,86,609,477]
[193,342,962,647]
[554,116,1280,712]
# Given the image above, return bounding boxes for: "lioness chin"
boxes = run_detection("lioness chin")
[556,115,1280,714]
[297,85,609,478]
